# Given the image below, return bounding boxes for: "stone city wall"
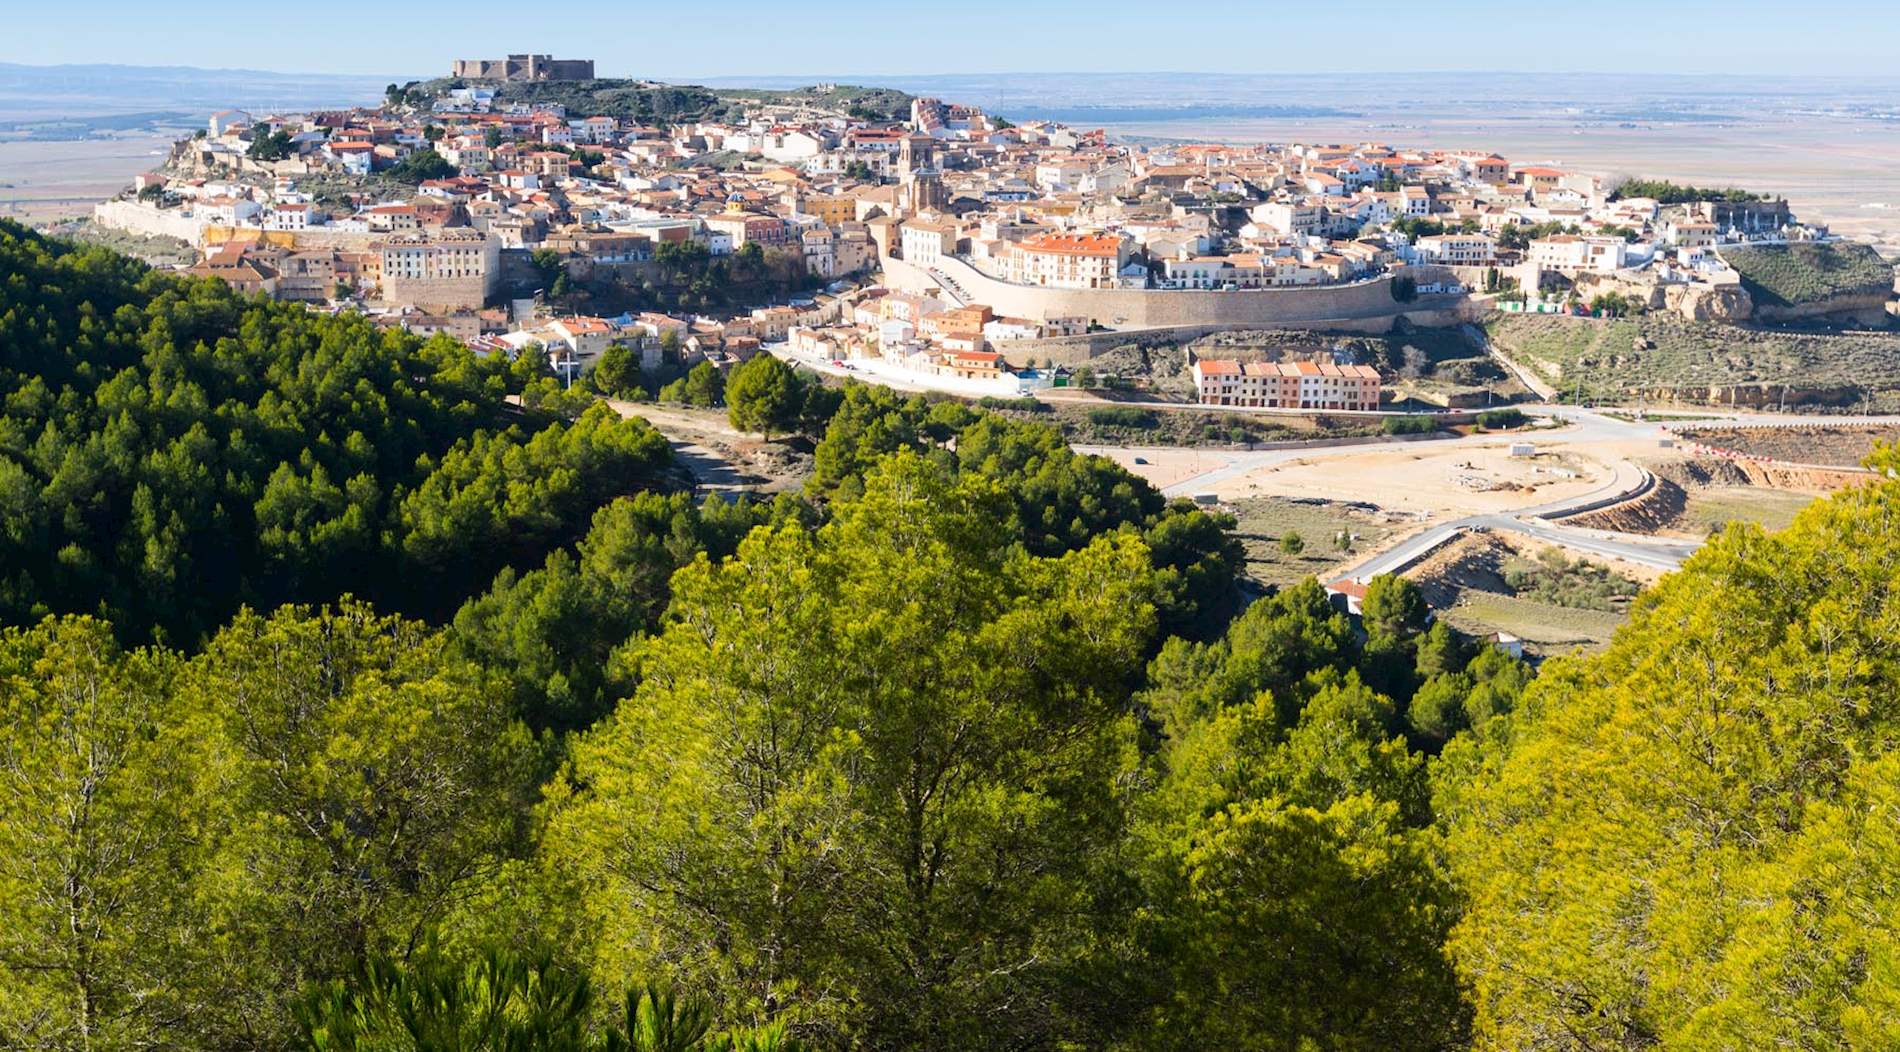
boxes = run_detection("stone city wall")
[93,200,208,245]
[986,307,1476,367]
[382,272,490,311]
[883,254,1473,332]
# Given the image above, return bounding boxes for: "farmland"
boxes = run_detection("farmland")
[1677,486,1818,535]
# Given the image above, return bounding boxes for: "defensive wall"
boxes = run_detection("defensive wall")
[93,200,209,245]
[882,254,1478,339]
[983,311,1471,366]
[93,203,395,253]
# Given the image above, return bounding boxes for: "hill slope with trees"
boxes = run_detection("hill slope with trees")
[1,225,1896,1050]
[0,218,672,642]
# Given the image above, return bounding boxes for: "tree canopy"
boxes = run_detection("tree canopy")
[4,222,1894,1052]
[0,219,671,642]
[1442,447,1900,1049]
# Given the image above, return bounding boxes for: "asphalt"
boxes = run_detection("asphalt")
[1089,406,1882,579]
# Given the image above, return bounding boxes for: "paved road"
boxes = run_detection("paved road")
[1344,511,1695,580]
[1465,321,1559,401]
[1088,408,1724,576]
[1338,450,1693,579]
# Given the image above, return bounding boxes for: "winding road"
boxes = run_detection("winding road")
[1083,405,1895,579]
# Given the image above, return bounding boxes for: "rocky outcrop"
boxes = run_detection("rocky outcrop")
[1751,292,1892,327]
[1667,382,1864,410]
[1574,272,1756,322]
[1669,282,1753,322]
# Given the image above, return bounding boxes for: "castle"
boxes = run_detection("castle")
[451,55,595,82]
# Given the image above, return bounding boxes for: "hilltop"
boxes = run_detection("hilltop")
[1484,310,1900,411]
[1719,241,1897,320]
[407,76,913,124]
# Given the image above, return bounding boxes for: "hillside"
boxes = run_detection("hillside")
[1443,445,1900,1048]
[0,218,674,642]
[709,83,914,121]
[1721,241,1895,308]
[6,218,1900,1052]
[1484,311,1900,410]
[411,77,912,124]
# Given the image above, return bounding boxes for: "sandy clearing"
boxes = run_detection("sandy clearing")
[1205,443,1611,515]
[1082,447,1236,492]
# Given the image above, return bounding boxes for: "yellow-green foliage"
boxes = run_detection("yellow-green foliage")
[1443,446,1900,1049]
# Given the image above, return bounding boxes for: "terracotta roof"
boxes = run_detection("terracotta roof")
[1017,233,1122,257]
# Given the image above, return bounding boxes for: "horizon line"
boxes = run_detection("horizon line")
[6,59,1900,83]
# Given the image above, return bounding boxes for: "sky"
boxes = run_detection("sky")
[4,0,1898,79]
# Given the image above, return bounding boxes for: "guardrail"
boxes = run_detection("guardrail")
[1536,463,1656,522]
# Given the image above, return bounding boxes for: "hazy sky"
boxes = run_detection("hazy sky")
[5,0,1898,78]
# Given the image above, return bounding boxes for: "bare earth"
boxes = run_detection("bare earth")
[1202,443,1607,516]
[0,135,178,224]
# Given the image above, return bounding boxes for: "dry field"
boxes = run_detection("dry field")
[0,135,176,224]
[1203,442,1611,516]
[1677,425,1900,468]
[1227,497,1400,589]
[1408,532,1653,656]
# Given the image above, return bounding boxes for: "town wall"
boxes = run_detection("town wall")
[211,227,384,253]
[984,306,1476,367]
[381,271,490,311]
[882,255,1473,333]
[93,200,208,244]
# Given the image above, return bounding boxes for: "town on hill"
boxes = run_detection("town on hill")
[87,55,1898,414]
[5,22,1900,1050]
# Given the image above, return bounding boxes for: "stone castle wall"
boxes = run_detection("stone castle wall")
[883,254,1473,332]
[382,272,491,311]
[452,56,595,82]
[93,200,208,245]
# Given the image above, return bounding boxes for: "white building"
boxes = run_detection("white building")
[1527,235,1628,275]
[900,219,958,268]
[264,203,312,231]
[1414,233,1497,266]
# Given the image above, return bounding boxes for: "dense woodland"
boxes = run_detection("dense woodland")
[2,218,1898,1050]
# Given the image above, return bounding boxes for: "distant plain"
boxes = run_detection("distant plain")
[4,66,1898,250]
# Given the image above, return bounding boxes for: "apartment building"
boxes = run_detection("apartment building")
[1004,233,1129,289]
[1413,233,1498,265]
[1527,234,1628,275]
[702,211,793,248]
[899,218,959,267]
[1191,359,1382,411]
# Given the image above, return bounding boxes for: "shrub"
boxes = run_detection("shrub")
[976,396,1046,413]
[1088,407,1159,428]
[1724,242,1894,308]
[1383,415,1438,435]
[1477,408,1528,430]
